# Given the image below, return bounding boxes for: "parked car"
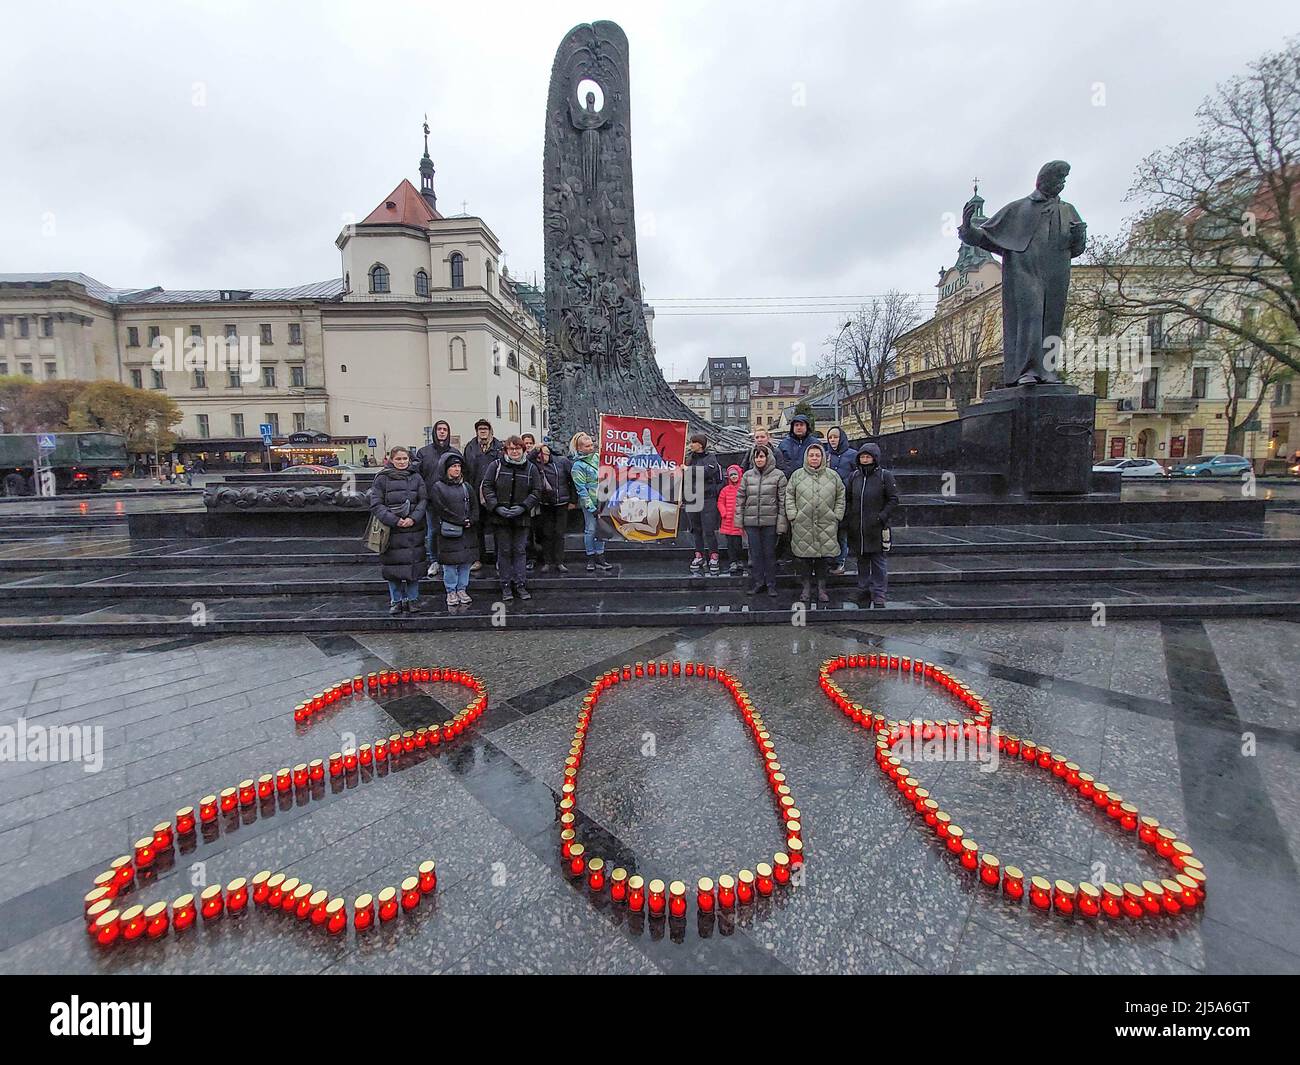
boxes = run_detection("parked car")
[1170,454,1253,477]
[1092,457,1169,478]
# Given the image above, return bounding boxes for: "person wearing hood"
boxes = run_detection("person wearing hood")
[785,441,845,603]
[416,419,455,578]
[716,463,747,576]
[481,435,542,601]
[570,431,613,573]
[777,413,816,475]
[426,452,479,609]
[463,419,503,572]
[685,433,724,575]
[824,425,855,575]
[367,446,428,616]
[532,442,574,573]
[735,443,788,596]
[844,442,900,607]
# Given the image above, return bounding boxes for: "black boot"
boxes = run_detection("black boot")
[817,579,830,603]
[800,580,812,602]
[516,584,532,600]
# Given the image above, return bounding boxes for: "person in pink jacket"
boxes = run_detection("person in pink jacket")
[717,464,748,576]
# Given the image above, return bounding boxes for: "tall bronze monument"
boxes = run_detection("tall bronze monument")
[543,20,747,447]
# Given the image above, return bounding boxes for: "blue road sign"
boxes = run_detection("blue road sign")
[367,437,377,448]
[259,423,274,445]
[37,433,56,451]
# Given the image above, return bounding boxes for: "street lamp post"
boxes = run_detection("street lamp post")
[832,320,851,425]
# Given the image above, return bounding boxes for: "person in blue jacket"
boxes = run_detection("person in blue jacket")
[824,425,855,574]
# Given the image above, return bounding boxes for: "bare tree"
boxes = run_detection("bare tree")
[1090,36,1300,376]
[905,296,999,415]
[1210,322,1287,454]
[819,290,923,436]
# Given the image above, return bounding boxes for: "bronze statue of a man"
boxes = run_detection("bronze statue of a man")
[959,161,1086,387]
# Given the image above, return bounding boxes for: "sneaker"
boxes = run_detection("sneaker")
[405,600,420,614]
[501,587,514,602]
[557,564,570,574]
[446,593,459,609]
[595,559,614,572]
[873,600,887,609]
[516,585,533,601]
[767,586,778,597]
[470,561,482,572]
[427,562,439,578]
[708,556,720,576]
[538,564,552,574]
[728,562,742,576]
[745,584,757,596]
[457,590,472,605]
[830,563,847,576]
[526,560,535,572]
[586,559,597,572]
[389,602,403,617]
[689,553,704,572]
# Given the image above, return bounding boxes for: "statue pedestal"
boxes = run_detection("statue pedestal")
[962,384,1096,495]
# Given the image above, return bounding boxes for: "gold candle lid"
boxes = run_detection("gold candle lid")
[1140,816,1160,829]
[1102,882,1123,898]
[961,839,978,853]
[1064,762,1079,772]
[1160,878,1181,893]
[774,851,790,865]
[378,887,396,903]
[756,863,773,877]
[354,893,373,909]
[1004,865,1024,880]
[401,876,418,892]
[717,874,735,890]
[788,838,804,853]
[980,853,999,869]
[1142,880,1164,896]
[738,869,755,885]
[587,857,605,874]
[1174,874,1198,890]
[120,904,144,922]
[280,877,300,895]
[199,794,217,806]
[1157,827,1177,840]
[1183,857,1205,872]
[934,811,951,824]
[1030,876,1051,892]
[1079,882,1101,899]
[144,901,168,919]
[219,787,236,799]
[201,885,222,901]
[309,889,329,906]
[133,836,153,851]
[786,808,802,821]
[238,778,254,790]
[1053,880,1076,896]
[1120,803,1138,815]
[560,829,575,842]
[86,899,112,921]
[419,860,436,876]
[627,875,645,891]
[227,877,247,893]
[326,898,345,915]
[153,821,171,834]
[1123,883,1144,898]
[569,843,585,859]
[308,759,323,771]
[293,763,307,774]
[648,878,665,893]
[1172,841,1194,856]
[697,877,714,892]
[266,873,285,889]
[292,882,312,900]
[669,880,686,896]
[1078,772,1094,783]
[610,867,628,883]
[948,825,965,840]
[94,910,120,929]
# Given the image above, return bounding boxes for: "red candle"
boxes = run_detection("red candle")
[1173,873,1201,909]
[327,898,347,934]
[308,759,325,782]
[93,909,121,946]
[133,836,156,869]
[1052,880,1076,915]
[1121,883,1146,918]
[1003,866,1024,900]
[84,887,109,913]
[1159,879,1183,915]
[152,821,173,850]
[401,876,421,912]
[610,867,628,903]
[145,900,169,939]
[587,857,606,892]
[1077,882,1101,917]
[560,829,576,859]
[198,795,218,823]
[256,774,274,799]
[176,806,196,835]
[86,899,112,934]
[1101,882,1124,918]
[251,870,272,904]
[787,838,804,869]
[647,878,666,916]
[1140,880,1164,915]
[173,893,197,930]
[419,860,437,894]
[979,853,1000,886]
[292,882,314,919]
[358,744,372,766]
[200,884,224,920]
[219,786,238,813]
[1029,876,1052,911]
[353,893,375,930]
[276,768,292,792]
[343,749,358,771]
[946,825,965,854]
[120,904,146,942]
[378,887,399,922]
[1156,829,1178,858]
[1078,773,1095,798]
[1119,803,1139,832]
[737,869,755,905]
[568,843,586,877]
[668,880,688,918]
[111,856,134,889]
[1171,841,1195,869]
[627,875,646,912]
[227,877,249,914]
[328,753,343,777]
[697,877,715,912]
[773,852,791,885]
[309,890,331,925]
[238,779,256,806]
[293,763,309,787]
[960,839,979,870]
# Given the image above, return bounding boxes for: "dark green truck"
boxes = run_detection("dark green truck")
[0,432,129,494]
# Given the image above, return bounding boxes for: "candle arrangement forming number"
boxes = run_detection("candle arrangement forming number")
[818,654,1207,919]
[558,661,803,920]
[82,669,483,948]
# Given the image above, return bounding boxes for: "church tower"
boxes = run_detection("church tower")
[419,115,438,215]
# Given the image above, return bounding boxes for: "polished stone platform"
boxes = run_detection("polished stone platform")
[1,619,1297,974]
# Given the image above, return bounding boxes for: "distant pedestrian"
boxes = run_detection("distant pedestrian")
[844,443,899,608]
[570,432,613,573]
[786,442,845,603]
[367,446,427,615]
[482,435,541,601]
[736,444,787,596]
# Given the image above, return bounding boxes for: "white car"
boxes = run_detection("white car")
[1092,458,1169,478]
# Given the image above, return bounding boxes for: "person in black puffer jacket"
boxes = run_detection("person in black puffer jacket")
[684,432,724,576]
[844,442,900,608]
[368,447,428,615]
[481,435,542,601]
[415,419,456,577]
[426,452,479,610]
[462,419,503,571]
[532,443,574,573]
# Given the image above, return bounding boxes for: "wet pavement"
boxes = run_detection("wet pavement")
[1,619,1297,974]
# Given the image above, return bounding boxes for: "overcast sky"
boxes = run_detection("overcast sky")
[2,0,1293,377]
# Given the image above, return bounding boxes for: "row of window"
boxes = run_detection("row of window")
[0,361,57,378]
[490,398,542,427]
[128,366,306,390]
[126,323,304,347]
[193,413,306,439]
[711,406,750,421]
[369,253,468,296]
[0,316,55,339]
[711,386,750,401]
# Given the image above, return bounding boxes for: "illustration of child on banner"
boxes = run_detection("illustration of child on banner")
[595,414,688,542]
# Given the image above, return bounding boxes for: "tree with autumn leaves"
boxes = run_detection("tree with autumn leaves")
[0,377,181,453]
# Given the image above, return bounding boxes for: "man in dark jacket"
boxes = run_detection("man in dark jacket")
[481,435,542,601]
[844,443,900,607]
[777,414,816,475]
[684,433,724,575]
[416,419,456,576]
[532,444,574,573]
[462,419,502,571]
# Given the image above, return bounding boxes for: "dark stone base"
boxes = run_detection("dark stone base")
[961,384,1096,495]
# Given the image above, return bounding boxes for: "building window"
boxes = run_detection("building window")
[151,369,163,389]
[196,414,210,438]
[530,405,537,427]
[343,415,349,423]
[290,366,305,388]
[495,396,502,417]
[194,369,207,389]
[450,253,465,289]
[228,369,241,388]
[265,413,280,434]
[369,263,390,294]
[449,336,467,371]
[263,366,276,388]
[260,324,273,345]
[288,323,302,344]
[149,325,160,345]
[190,324,202,340]
[231,414,244,437]
[294,413,306,432]
[415,270,430,298]
[20,363,32,376]
[340,364,347,373]
[38,317,51,337]
[130,369,143,389]
[44,363,57,379]
[0,319,5,339]
[127,326,139,347]
[1192,367,1208,399]
[1094,371,1109,399]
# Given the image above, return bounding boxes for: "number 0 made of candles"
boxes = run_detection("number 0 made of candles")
[81,668,481,949]
[818,654,1207,920]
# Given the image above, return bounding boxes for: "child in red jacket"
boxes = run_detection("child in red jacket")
[717,464,747,576]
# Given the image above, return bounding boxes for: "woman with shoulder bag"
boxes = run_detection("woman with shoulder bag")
[427,452,479,609]
[367,446,428,616]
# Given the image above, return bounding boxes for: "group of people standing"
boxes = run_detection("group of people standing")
[367,412,899,613]
[684,415,899,605]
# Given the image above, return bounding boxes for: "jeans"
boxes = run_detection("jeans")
[538,505,568,565]
[837,528,849,565]
[687,506,720,555]
[425,512,437,564]
[441,563,471,593]
[582,507,605,556]
[746,525,778,589]
[496,524,530,587]
[723,533,746,567]
[856,552,888,603]
[386,579,419,603]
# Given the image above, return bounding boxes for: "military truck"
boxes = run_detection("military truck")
[0,432,129,494]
